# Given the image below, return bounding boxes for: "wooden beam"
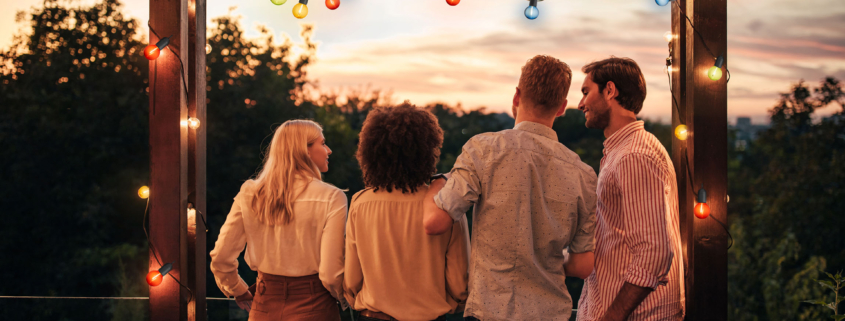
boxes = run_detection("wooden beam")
[149,0,189,319]
[187,0,207,318]
[672,0,728,319]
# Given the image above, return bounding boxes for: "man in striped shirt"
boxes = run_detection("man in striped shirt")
[575,57,685,321]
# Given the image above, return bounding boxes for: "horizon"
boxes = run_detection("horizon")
[1,0,843,125]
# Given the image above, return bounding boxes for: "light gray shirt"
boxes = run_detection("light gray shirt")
[435,121,598,321]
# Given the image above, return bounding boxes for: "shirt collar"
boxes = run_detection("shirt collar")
[514,121,558,141]
[603,120,644,154]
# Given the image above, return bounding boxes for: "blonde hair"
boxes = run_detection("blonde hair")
[251,120,323,225]
[518,55,573,116]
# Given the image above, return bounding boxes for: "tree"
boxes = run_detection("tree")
[728,77,845,320]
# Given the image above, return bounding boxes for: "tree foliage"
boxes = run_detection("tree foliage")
[728,77,845,320]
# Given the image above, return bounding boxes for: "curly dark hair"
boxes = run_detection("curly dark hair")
[356,104,444,194]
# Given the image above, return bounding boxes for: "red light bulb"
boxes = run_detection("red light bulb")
[326,0,339,10]
[146,262,172,286]
[143,45,160,60]
[694,202,710,219]
[446,0,460,5]
[146,271,163,286]
[694,186,710,219]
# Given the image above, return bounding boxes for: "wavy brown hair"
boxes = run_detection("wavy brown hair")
[356,104,444,194]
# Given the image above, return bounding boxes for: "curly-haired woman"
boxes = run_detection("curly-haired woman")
[210,120,347,321]
[344,104,470,321]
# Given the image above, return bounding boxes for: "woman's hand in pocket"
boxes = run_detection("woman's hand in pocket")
[235,289,254,312]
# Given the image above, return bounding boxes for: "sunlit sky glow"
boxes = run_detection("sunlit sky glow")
[2,0,844,124]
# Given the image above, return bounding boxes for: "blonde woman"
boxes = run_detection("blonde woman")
[210,120,347,321]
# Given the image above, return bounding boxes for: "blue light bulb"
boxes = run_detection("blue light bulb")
[525,6,539,19]
[655,0,671,6]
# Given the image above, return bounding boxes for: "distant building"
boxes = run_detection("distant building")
[730,117,769,151]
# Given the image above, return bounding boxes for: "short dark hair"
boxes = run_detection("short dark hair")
[356,104,444,194]
[582,57,647,114]
[518,55,572,116]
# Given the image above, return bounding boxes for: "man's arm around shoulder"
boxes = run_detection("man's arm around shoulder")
[564,251,595,279]
[424,176,454,235]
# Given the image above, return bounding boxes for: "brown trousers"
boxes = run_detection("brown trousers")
[248,272,341,321]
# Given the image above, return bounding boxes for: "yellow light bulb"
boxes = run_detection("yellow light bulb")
[188,117,200,130]
[138,186,150,199]
[707,66,723,81]
[674,125,688,141]
[663,31,673,42]
[293,3,308,19]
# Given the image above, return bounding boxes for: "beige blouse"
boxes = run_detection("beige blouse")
[209,178,348,305]
[344,185,470,321]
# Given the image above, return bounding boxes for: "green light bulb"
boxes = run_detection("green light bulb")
[271,0,287,5]
[707,66,722,81]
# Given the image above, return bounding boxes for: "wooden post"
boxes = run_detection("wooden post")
[149,0,189,319]
[672,0,728,319]
[187,0,207,318]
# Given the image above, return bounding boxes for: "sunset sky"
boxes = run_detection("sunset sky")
[2,0,844,124]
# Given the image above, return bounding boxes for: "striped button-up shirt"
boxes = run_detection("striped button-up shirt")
[435,121,598,321]
[577,121,685,321]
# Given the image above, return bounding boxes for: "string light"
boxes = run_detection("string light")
[205,44,212,54]
[675,125,688,141]
[663,31,673,42]
[326,0,339,10]
[293,0,309,19]
[138,186,150,199]
[656,0,672,6]
[446,0,460,5]
[708,55,725,81]
[694,186,710,219]
[271,0,287,5]
[525,0,540,20]
[146,263,173,286]
[188,117,201,130]
[143,36,171,60]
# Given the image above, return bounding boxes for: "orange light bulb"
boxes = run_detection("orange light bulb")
[326,0,339,10]
[143,45,160,60]
[146,271,163,286]
[446,0,460,5]
[694,202,710,219]
[293,0,309,19]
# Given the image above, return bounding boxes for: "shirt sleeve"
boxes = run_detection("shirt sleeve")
[343,201,363,309]
[445,215,470,312]
[435,138,484,220]
[570,167,598,254]
[618,154,674,289]
[209,193,250,298]
[319,189,348,308]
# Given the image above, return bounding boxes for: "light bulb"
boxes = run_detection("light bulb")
[694,202,710,219]
[188,117,200,130]
[674,125,688,141]
[146,263,173,286]
[525,0,539,20]
[293,0,309,19]
[694,186,710,219]
[271,0,287,5]
[143,36,171,60]
[326,0,339,9]
[708,55,725,81]
[143,45,160,60]
[138,186,150,199]
[656,0,671,6]
[663,31,673,42]
[446,0,460,5]
[205,44,212,54]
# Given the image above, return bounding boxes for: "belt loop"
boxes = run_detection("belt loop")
[282,277,287,300]
[309,279,314,297]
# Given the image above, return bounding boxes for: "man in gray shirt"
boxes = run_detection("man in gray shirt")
[423,55,598,321]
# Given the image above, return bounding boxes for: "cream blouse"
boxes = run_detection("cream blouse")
[209,178,348,305]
